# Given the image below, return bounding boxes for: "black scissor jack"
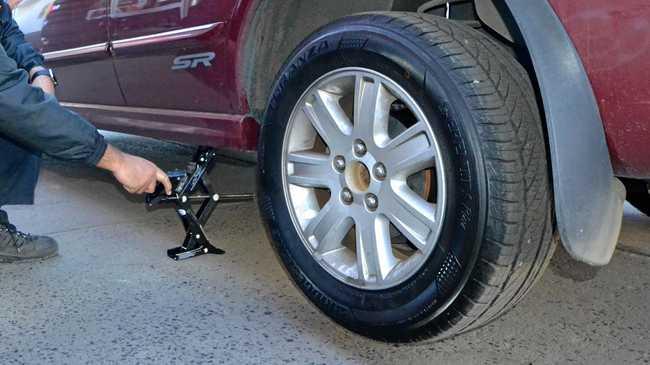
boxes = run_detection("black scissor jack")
[145,147,254,261]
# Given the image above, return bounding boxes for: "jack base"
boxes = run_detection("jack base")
[167,244,225,261]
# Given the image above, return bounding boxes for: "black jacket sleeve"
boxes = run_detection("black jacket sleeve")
[0,2,44,71]
[0,3,107,165]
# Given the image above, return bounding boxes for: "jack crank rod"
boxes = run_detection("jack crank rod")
[149,193,254,206]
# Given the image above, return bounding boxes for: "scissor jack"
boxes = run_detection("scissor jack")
[145,147,255,261]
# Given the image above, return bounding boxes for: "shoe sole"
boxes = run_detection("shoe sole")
[0,252,59,264]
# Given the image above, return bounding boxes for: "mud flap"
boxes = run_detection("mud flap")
[501,0,626,265]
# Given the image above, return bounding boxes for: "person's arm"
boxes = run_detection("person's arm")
[0,50,171,194]
[0,2,54,94]
[0,68,171,194]
[0,3,44,72]
[0,3,170,194]
[0,64,104,162]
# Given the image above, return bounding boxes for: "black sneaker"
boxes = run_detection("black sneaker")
[0,224,58,263]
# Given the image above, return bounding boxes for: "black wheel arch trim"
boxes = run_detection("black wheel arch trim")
[479,0,625,265]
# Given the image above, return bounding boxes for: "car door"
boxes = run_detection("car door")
[109,0,239,113]
[12,0,125,106]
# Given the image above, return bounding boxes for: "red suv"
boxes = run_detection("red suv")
[14,0,645,341]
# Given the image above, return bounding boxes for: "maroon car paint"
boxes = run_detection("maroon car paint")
[20,0,107,52]
[550,0,650,178]
[66,103,259,151]
[12,1,650,176]
[15,0,126,106]
[14,0,258,152]
[109,1,242,113]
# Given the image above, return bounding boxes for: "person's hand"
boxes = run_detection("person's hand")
[31,75,55,96]
[97,145,172,195]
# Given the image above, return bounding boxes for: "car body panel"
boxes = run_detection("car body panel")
[10,0,650,174]
[13,0,125,105]
[16,0,106,52]
[62,102,259,151]
[549,0,650,178]
[109,0,243,113]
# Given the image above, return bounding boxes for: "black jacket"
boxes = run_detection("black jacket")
[0,2,106,165]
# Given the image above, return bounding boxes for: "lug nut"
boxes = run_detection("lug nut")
[341,188,354,205]
[373,163,387,180]
[333,156,346,172]
[365,193,379,211]
[354,139,367,156]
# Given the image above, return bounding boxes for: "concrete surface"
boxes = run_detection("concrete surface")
[1,133,648,365]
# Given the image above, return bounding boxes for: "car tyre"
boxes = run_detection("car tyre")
[258,12,556,341]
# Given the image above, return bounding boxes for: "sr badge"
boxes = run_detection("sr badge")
[172,52,216,70]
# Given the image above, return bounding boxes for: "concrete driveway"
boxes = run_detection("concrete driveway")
[1,133,648,365]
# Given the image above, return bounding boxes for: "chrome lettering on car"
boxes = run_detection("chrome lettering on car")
[172,52,216,70]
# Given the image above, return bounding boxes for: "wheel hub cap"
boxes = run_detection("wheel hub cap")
[346,160,371,193]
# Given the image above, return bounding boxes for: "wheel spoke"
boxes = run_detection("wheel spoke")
[356,215,398,282]
[384,182,437,251]
[354,76,395,145]
[382,122,435,177]
[304,201,352,253]
[287,151,333,188]
[303,90,352,151]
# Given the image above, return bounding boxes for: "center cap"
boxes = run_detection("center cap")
[346,161,371,193]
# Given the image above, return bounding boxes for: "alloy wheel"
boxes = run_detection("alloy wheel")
[282,68,446,290]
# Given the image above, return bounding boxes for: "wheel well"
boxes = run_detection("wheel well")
[241,0,394,119]
[240,0,536,121]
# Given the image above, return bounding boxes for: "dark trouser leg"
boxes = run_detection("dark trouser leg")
[0,136,40,225]
[0,137,58,262]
